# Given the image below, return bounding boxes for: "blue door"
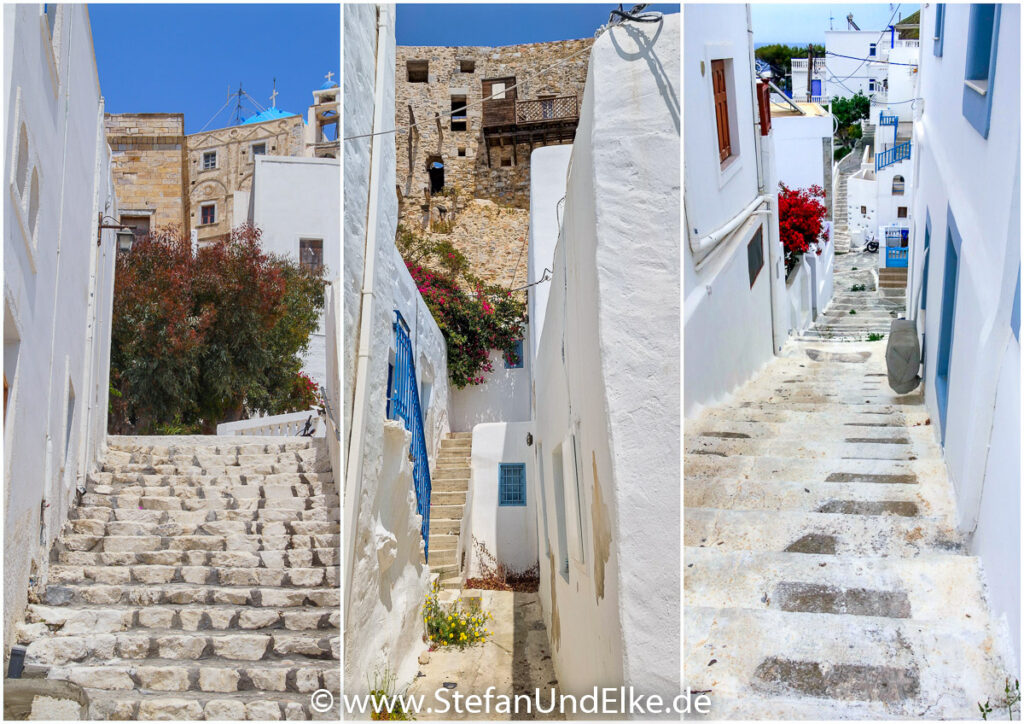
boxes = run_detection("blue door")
[811,79,822,97]
[935,211,962,442]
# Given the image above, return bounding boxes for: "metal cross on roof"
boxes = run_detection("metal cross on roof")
[270,79,278,108]
[324,71,334,84]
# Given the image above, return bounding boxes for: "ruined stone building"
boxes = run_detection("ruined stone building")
[106,80,336,246]
[394,39,592,287]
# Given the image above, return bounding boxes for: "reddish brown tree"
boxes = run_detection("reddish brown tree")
[110,225,325,434]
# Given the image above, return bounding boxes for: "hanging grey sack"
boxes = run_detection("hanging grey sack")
[885,318,922,393]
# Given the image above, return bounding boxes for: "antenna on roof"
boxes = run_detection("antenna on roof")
[233,83,245,125]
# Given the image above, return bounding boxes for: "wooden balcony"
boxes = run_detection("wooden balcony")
[481,96,579,166]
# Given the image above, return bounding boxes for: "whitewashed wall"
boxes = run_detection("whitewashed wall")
[772,111,831,191]
[908,2,1020,669]
[534,13,680,707]
[3,4,118,655]
[685,5,780,417]
[825,30,883,98]
[461,422,536,577]
[249,155,340,389]
[343,3,443,692]
[450,348,530,432]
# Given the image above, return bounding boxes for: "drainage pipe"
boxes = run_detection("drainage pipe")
[690,194,773,255]
[344,6,390,622]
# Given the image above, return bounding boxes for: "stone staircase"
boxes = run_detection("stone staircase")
[16,435,339,720]
[832,128,873,255]
[684,341,1010,718]
[798,249,905,343]
[427,432,472,588]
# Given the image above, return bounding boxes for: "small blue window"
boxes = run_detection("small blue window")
[498,463,527,506]
[504,339,524,369]
[869,43,877,57]
[934,4,945,57]
[962,4,1000,138]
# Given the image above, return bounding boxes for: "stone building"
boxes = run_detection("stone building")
[395,39,592,219]
[105,82,334,246]
[393,39,592,289]
[185,114,304,244]
[105,113,188,240]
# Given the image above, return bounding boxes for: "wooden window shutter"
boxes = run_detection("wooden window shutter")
[712,60,731,162]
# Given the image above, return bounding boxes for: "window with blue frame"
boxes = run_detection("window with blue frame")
[936,208,962,443]
[504,339,524,369]
[498,463,527,506]
[962,4,1000,138]
[869,43,877,57]
[933,4,945,56]
[1012,266,1020,342]
[921,212,931,310]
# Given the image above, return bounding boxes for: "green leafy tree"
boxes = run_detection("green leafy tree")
[755,43,825,92]
[110,224,325,434]
[831,91,871,154]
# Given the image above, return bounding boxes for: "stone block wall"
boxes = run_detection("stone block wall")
[105,113,188,231]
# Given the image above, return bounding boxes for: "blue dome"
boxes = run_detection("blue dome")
[320,79,339,90]
[242,107,297,125]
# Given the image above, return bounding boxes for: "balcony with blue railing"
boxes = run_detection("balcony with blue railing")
[879,112,899,143]
[876,140,911,171]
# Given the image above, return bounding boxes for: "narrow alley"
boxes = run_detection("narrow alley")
[683,278,1010,717]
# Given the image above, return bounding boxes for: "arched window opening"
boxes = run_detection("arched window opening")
[892,175,905,196]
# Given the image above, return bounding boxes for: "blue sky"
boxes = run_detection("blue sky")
[89,4,339,135]
[751,3,920,45]
[396,4,680,46]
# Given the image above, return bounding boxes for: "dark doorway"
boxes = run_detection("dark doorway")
[428,159,444,194]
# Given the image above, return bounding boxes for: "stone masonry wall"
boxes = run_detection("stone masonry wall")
[395,38,592,217]
[185,116,304,243]
[105,114,188,232]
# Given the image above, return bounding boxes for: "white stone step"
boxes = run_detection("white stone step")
[684,507,963,556]
[684,548,988,626]
[684,606,1003,718]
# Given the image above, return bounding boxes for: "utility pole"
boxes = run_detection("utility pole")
[807,44,813,102]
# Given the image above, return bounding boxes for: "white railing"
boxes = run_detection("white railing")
[217,410,323,437]
[791,57,827,73]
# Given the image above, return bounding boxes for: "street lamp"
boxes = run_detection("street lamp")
[96,214,134,248]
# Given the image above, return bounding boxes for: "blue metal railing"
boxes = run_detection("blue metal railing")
[879,112,899,144]
[876,140,911,171]
[886,247,909,267]
[389,310,432,560]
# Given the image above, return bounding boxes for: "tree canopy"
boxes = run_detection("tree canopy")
[755,43,826,92]
[109,224,325,434]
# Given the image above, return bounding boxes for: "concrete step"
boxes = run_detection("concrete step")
[85,691,337,721]
[685,548,987,625]
[60,532,339,553]
[57,548,338,568]
[70,507,337,525]
[22,604,338,636]
[430,491,466,506]
[429,504,464,520]
[24,630,339,666]
[47,565,337,588]
[33,583,339,608]
[684,507,963,557]
[684,606,1003,718]
[78,493,337,512]
[64,518,338,538]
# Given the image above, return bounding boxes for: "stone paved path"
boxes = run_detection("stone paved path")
[16,435,339,720]
[408,590,562,721]
[684,337,1010,718]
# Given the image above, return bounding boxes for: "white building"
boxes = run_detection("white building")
[906,2,1021,669]
[685,5,791,415]
[247,154,340,389]
[3,4,119,654]
[830,31,920,264]
[343,3,452,689]
[530,12,681,703]
[824,28,919,101]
